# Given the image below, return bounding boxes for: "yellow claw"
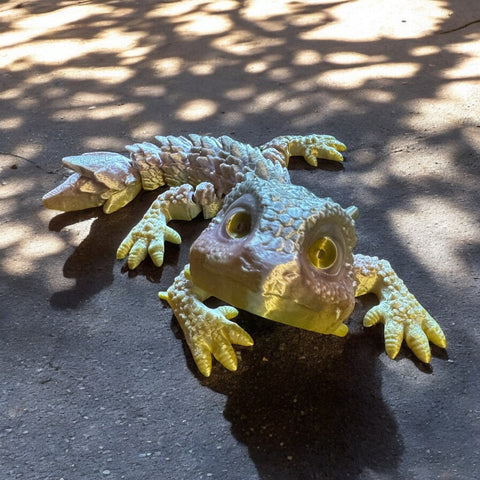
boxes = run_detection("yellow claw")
[363,304,384,328]
[187,315,253,376]
[383,317,405,359]
[116,234,134,259]
[116,185,201,269]
[363,300,445,363]
[405,323,431,364]
[217,305,240,320]
[332,323,349,337]
[211,331,239,372]
[158,291,169,301]
[148,239,166,267]
[303,145,345,166]
[190,341,214,377]
[163,226,182,244]
[369,305,442,363]
[127,238,149,269]
[423,315,447,349]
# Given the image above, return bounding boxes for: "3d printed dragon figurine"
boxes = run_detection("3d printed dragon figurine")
[43,134,446,376]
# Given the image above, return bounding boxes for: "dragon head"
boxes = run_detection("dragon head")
[189,173,358,337]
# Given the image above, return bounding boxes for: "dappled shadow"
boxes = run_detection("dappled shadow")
[46,189,166,308]
[1,0,480,478]
[48,208,132,309]
[1,1,478,282]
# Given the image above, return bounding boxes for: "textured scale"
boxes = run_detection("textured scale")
[127,134,274,196]
[354,254,446,363]
[43,133,446,376]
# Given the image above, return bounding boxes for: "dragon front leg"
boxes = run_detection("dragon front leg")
[117,182,222,269]
[260,134,347,168]
[354,254,446,363]
[159,265,254,377]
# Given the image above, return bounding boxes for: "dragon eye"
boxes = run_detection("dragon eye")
[225,210,251,239]
[308,237,337,269]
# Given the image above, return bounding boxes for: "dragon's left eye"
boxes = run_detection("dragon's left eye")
[308,237,337,269]
[225,209,252,239]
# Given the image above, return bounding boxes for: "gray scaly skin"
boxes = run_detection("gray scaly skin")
[43,134,446,377]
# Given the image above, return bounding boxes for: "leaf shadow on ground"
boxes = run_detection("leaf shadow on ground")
[1,1,479,478]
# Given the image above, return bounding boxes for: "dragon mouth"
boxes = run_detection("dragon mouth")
[190,263,352,336]
[251,291,350,335]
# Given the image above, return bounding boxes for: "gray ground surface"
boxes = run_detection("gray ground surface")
[1,1,479,479]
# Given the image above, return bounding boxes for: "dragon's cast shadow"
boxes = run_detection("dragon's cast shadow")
[192,302,405,480]
[48,192,165,309]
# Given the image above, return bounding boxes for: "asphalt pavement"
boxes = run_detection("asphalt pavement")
[1,1,479,479]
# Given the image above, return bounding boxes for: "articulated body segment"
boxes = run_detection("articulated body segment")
[42,134,345,214]
[43,133,447,376]
[127,134,268,194]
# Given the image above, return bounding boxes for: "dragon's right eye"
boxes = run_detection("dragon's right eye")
[308,236,337,269]
[225,209,252,239]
